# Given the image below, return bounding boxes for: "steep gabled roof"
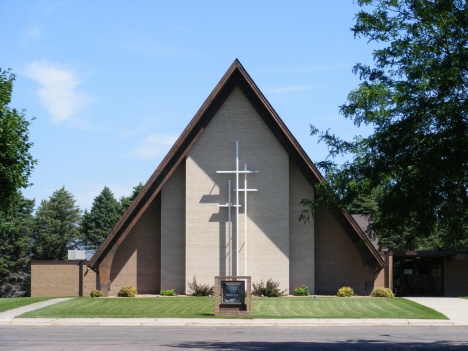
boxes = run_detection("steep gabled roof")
[89,59,386,270]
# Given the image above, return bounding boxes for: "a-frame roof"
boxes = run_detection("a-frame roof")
[89,59,386,270]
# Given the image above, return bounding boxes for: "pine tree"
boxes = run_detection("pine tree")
[0,191,34,290]
[82,186,121,248]
[119,182,143,215]
[32,187,81,260]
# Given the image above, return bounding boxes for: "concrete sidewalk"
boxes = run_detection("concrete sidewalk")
[0,298,71,322]
[406,297,468,326]
[0,317,456,327]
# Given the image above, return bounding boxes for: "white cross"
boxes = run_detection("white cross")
[217,141,258,276]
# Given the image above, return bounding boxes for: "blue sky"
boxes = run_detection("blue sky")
[1,1,378,211]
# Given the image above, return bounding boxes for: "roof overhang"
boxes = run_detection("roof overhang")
[89,59,386,270]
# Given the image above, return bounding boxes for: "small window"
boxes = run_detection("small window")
[404,269,413,275]
[433,265,441,277]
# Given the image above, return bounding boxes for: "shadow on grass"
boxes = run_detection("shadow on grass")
[163,340,468,350]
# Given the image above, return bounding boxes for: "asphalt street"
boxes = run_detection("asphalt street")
[1,325,468,350]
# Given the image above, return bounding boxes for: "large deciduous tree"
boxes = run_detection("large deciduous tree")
[303,0,468,249]
[82,186,121,248]
[0,69,36,212]
[32,187,82,260]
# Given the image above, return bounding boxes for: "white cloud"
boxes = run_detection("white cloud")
[119,127,146,139]
[266,86,314,94]
[124,134,178,160]
[24,61,92,123]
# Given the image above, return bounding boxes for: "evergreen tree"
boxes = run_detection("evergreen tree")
[0,191,34,292]
[82,186,121,248]
[119,182,143,215]
[32,187,81,260]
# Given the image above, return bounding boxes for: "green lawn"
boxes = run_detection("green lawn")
[19,297,447,319]
[0,297,56,313]
[461,297,468,300]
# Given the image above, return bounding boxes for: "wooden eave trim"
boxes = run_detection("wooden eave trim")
[31,260,85,265]
[233,61,385,268]
[90,58,384,270]
[339,206,386,268]
[89,61,240,269]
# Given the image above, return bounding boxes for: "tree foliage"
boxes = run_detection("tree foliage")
[0,69,36,211]
[304,0,468,250]
[119,182,143,215]
[348,188,451,250]
[0,192,34,291]
[82,186,121,248]
[32,187,82,260]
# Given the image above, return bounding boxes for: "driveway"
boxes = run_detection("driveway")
[405,298,468,325]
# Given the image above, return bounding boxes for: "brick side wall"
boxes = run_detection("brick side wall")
[289,159,315,294]
[82,267,99,296]
[444,259,468,297]
[315,209,367,295]
[373,267,385,291]
[161,159,186,294]
[31,262,80,297]
[185,86,290,293]
[110,195,161,295]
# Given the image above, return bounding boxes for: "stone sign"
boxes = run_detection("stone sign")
[222,281,245,303]
[215,276,251,316]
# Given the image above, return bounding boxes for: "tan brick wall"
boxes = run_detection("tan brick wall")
[110,195,161,295]
[31,262,80,297]
[388,254,393,292]
[185,86,290,294]
[315,209,366,295]
[161,159,186,294]
[82,266,99,296]
[289,159,314,294]
[444,259,468,297]
[373,267,385,291]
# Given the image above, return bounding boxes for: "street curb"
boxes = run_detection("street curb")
[0,318,459,327]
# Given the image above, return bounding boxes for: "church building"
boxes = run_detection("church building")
[32,60,390,297]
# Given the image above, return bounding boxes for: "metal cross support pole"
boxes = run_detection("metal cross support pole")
[217,141,258,276]
[233,164,258,276]
[217,180,241,276]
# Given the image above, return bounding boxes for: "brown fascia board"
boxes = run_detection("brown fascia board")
[31,260,85,265]
[89,59,385,270]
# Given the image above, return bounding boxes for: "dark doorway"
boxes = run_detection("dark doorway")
[393,257,444,296]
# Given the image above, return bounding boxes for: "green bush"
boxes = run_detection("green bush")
[252,278,284,297]
[117,286,137,297]
[90,290,103,298]
[337,286,354,297]
[293,285,310,296]
[160,289,177,296]
[372,287,394,298]
[187,276,215,296]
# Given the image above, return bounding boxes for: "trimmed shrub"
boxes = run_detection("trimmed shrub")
[252,278,284,297]
[187,276,214,296]
[90,290,104,298]
[337,286,354,297]
[117,286,137,297]
[372,287,394,298]
[160,289,177,296]
[293,285,310,296]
